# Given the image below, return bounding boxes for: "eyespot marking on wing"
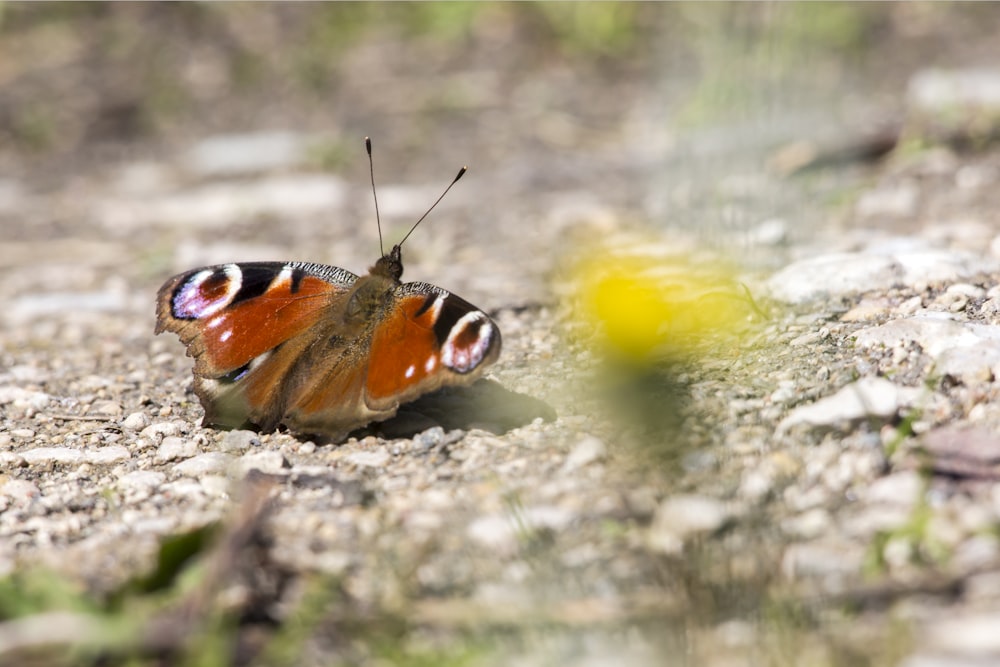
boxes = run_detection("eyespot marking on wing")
[172,265,242,319]
[441,312,496,373]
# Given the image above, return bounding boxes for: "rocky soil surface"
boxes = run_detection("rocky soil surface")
[5,6,1000,666]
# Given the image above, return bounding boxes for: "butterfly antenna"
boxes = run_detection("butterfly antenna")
[398,165,467,248]
[366,137,384,257]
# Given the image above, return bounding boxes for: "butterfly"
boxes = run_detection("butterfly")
[155,138,501,441]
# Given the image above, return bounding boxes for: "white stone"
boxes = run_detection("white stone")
[895,250,988,286]
[0,479,40,503]
[86,446,131,465]
[923,612,1000,655]
[767,248,995,304]
[235,450,288,476]
[344,450,391,469]
[738,469,774,502]
[777,377,902,436]
[121,412,150,431]
[561,435,607,472]
[766,253,900,304]
[199,475,231,497]
[937,342,1000,384]
[140,421,182,440]
[155,436,197,463]
[117,471,166,492]
[467,506,576,555]
[0,386,51,410]
[909,67,1000,113]
[173,452,234,477]
[218,430,259,453]
[467,515,520,554]
[781,509,831,540]
[854,316,983,357]
[20,448,84,465]
[648,495,729,554]
[865,471,924,506]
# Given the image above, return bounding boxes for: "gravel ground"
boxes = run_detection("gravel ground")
[5,6,1000,666]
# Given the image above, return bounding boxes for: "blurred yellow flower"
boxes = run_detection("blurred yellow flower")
[569,237,761,363]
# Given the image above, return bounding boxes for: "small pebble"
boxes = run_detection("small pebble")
[218,430,260,453]
[121,412,149,430]
[20,447,84,465]
[344,450,391,469]
[86,446,131,465]
[155,436,197,463]
[174,452,234,477]
[235,450,288,476]
[561,435,607,472]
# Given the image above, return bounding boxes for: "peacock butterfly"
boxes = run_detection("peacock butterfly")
[155,138,501,440]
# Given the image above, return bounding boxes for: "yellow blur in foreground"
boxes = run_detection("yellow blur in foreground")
[569,240,760,363]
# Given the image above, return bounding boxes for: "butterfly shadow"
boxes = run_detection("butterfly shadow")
[351,379,556,442]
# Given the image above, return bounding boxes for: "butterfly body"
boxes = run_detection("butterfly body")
[155,244,501,440]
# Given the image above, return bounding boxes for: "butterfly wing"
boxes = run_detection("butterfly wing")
[366,282,501,408]
[280,282,501,437]
[156,261,358,428]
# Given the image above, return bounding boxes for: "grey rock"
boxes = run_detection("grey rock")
[173,452,234,477]
[235,450,288,476]
[117,471,166,492]
[0,479,40,504]
[921,611,1000,656]
[781,508,831,540]
[121,412,149,431]
[155,437,197,463]
[561,435,607,472]
[86,446,131,465]
[218,430,260,453]
[767,249,994,304]
[648,495,729,554]
[467,506,576,555]
[777,377,905,436]
[90,400,123,416]
[853,315,989,357]
[909,67,1000,114]
[20,448,84,465]
[767,253,900,304]
[344,449,391,469]
[140,421,183,441]
[0,386,51,410]
[864,470,924,506]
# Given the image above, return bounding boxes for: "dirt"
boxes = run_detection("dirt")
[4,5,1000,666]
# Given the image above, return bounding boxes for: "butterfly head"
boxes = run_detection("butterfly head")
[371,244,404,282]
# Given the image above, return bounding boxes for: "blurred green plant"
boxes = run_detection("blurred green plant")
[675,3,880,128]
[9,104,57,151]
[536,2,642,57]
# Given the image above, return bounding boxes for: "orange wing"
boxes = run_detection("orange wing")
[156,262,356,377]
